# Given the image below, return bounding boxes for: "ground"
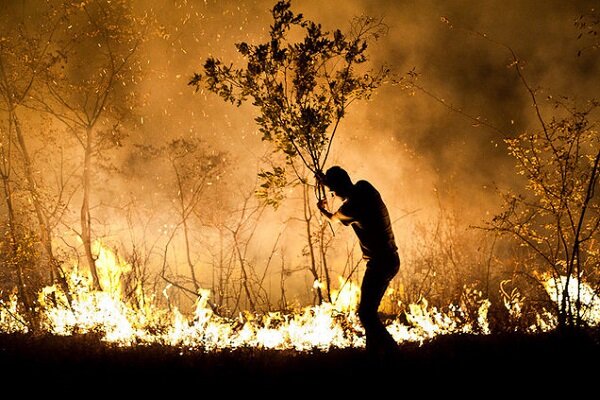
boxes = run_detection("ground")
[1,329,597,395]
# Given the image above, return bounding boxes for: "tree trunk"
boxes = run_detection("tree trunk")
[319,226,332,303]
[0,157,38,331]
[11,110,72,303]
[81,126,101,290]
[233,233,256,311]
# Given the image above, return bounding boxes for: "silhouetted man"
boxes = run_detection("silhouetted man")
[316,166,400,357]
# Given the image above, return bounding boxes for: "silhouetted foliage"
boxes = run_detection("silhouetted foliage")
[190,0,390,206]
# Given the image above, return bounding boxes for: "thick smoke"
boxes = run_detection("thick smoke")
[132,0,599,221]
[4,0,598,310]
[135,0,597,302]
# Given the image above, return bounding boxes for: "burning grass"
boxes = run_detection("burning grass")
[2,242,600,393]
[1,242,503,350]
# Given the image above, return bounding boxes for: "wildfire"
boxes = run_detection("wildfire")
[542,274,600,327]
[1,242,596,350]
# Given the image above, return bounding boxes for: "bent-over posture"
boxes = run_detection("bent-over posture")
[316,166,400,356]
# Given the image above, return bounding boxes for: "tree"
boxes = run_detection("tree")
[204,179,284,315]
[491,96,599,329]
[480,33,600,329]
[134,137,226,312]
[427,17,600,331]
[0,1,78,327]
[190,0,391,205]
[33,0,147,290]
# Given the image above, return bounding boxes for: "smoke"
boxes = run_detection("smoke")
[128,0,598,210]
[288,0,600,222]
[5,0,598,309]
[84,0,600,293]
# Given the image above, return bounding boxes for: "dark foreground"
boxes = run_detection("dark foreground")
[1,329,598,395]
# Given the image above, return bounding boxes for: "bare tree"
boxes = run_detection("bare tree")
[414,18,600,331]
[0,1,76,310]
[491,96,599,329]
[0,2,91,329]
[134,137,226,312]
[223,188,267,313]
[0,123,37,329]
[32,0,147,290]
[201,178,291,315]
[453,24,600,329]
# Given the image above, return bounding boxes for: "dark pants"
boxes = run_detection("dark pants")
[358,252,400,353]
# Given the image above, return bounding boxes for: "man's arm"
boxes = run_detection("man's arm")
[317,199,354,225]
[317,199,334,220]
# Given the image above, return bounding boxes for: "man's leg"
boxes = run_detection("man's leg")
[358,259,398,353]
[358,267,384,351]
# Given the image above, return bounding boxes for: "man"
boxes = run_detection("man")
[316,165,400,356]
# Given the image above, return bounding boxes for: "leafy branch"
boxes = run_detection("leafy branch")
[190,0,391,205]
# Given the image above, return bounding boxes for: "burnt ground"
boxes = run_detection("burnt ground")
[1,329,598,396]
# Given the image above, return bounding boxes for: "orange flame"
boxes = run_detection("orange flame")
[4,241,596,350]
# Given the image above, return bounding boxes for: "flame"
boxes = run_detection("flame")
[0,291,27,333]
[330,276,361,313]
[4,241,597,350]
[542,274,600,327]
[94,240,131,299]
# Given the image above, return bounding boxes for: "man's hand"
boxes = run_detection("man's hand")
[317,198,333,220]
[317,198,328,211]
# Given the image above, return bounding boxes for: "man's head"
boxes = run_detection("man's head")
[323,166,353,198]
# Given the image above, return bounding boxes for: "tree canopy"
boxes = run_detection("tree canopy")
[190,0,390,205]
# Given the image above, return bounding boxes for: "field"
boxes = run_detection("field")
[2,329,598,395]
